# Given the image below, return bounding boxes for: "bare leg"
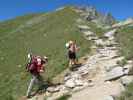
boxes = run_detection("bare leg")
[74,58,78,65]
[69,59,73,67]
[71,59,76,65]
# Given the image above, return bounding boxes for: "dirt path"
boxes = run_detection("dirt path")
[69,82,123,100]
[69,45,124,100]
[67,21,132,100]
[68,26,125,100]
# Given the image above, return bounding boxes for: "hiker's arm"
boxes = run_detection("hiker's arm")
[39,67,44,73]
[40,69,44,73]
[76,45,80,51]
[39,63,46,73]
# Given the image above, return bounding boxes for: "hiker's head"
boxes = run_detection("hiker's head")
[37,58,42,65]
[69,40,73,45]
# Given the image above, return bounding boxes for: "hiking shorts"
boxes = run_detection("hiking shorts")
[68,51,76,59]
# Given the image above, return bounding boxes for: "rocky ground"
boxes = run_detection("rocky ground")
[27,23,133,100]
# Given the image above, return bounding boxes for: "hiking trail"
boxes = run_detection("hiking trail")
[26,24,133,100]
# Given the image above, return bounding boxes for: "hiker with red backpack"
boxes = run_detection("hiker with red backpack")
[26,53,48,98]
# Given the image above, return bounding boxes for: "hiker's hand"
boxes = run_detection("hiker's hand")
[76,47,80,51]
[40,70,44,73]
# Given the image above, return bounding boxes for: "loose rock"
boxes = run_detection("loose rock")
[121,76,133,86]
[65,79,76,88]
[75,79,84,86]
[103,95,114,100]
[47,86,60,93]
[105,67,124,81]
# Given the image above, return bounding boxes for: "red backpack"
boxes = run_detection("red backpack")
[26,56,46,73]
[26,56,37,72]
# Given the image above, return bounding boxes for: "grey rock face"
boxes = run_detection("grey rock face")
[102,13,115,25]
[75,6,116,26]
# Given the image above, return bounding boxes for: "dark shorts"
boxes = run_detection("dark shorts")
[68,51,76,59]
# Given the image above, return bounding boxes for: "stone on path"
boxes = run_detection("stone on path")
[105,65,117,72]
[65,79,76,88]
[123,64,133,75]
[105,67,124,81]
[47,86,60,93]
[104,29,116,38]
[75,79,84,86]
[121,76,133,86]
[83,31,95,37]
[78,25,90,31]
[95,39,104,46]
[103,95,114,100]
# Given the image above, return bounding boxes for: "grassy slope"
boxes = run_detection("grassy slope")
[116,26,133,59]
[77,18,107,38]
[116,26,133,100]
[87,22,107,37]
[0,7,91,99]
[116,83,133,100]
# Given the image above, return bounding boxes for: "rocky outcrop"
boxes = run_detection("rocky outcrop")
[112,18,133,28]
[74,6,116,26]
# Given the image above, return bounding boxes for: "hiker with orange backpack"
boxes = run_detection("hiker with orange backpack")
[26,53,48,98]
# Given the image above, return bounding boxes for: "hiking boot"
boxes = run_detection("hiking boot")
[26,95,32,99]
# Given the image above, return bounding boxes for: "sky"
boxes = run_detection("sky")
[0,0,133,21]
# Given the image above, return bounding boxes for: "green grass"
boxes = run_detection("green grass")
[0,7,91,99]
[115,26,133,100]
[56,94,71,100]
[77,17,107,38]
[116,26,133,59]
[86,22,107,38]
[116,83,133,100]
[117,58,127,67]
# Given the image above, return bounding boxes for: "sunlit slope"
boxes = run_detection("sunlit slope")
[0,7,90,99]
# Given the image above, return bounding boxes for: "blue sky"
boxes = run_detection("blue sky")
[0,0,133,21]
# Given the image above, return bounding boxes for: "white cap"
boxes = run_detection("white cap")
[69,40,73,44]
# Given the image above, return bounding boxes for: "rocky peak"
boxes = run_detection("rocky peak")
[112,17,133,28]
[74,6,116,26]
[103,13,115,25]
